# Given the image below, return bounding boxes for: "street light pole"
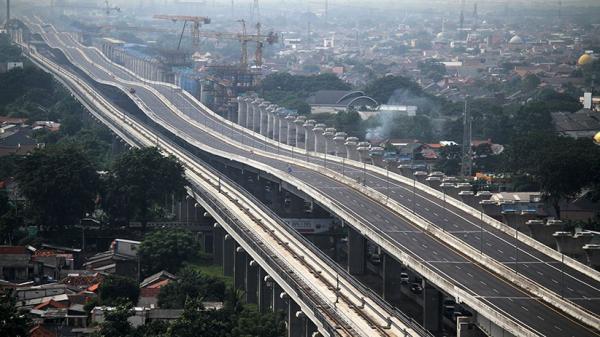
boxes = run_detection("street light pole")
[385,161,390,202]
[515,229,519,275]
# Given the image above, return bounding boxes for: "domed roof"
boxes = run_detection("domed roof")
[578,53,593,66]
[436,31,448,39]
[594,132,600,145]
[509,35,523,44]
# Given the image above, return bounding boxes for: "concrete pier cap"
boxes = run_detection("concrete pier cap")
[258,101,271,135]
[332,132,347,156]
[583,244,600,269]
[344,137,359,161]
[356,143,371,163]
[303,120,317,151]
[425,176,442,189]
[414,171,429,184]
[285,115,297,145]
[323,128,336,154]
[313,124,327,153]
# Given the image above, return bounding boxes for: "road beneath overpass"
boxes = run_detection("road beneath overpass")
[24,18,600,337]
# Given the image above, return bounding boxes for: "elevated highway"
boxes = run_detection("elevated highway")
[19,38,431,337]
[21,18,600,337]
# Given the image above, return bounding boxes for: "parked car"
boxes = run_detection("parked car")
[129,87,136,94]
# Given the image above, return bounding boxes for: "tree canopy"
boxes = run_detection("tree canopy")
[98,275,140,306]
[15,144,100,230]
[138,229,199,276]
[506,134,600,218]
[0,290,31,337]
[105,147,186,230]
[158,267,226,308]
[363,75,424,104]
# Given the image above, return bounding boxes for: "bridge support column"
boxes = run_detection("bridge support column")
[246,260,259,304]
[423,280,443,333]
[258,269,272,312]
[288,301,304,337]
[347,227,366,275]
[333,132,347,157]
[234,246,247,291]
[345,137,359,161]
[237,97,249,127]
[273,284,286,312]
[294,117,306,148]
[303,120,316,152]
[202,231,213,255]
[259,102,270,136]
[382,254,403,301]
[285,116,296,145]
[223,234,235,277]
[313,124,327,153]
[323,128,336,155]
[213,224,224,266]
[305,320,318,337]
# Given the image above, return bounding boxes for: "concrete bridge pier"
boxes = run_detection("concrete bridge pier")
[258,270,272,312]
[237,97,248,127]
[583,244,600,269]
[414,171,429,184]
[323,128,336,155]
[459,191,476,207]
[553,231,595,263]
[259,102,270,135]
[303,120,316,152]
[347,227,366,275]
[285,116,296,145]
[370,147,384,167]
[266,105,276,138]
[333,132,347,157]
[425,176,441,190]
[202,231,213,255]
[213,223,224,266]
[246,260,259,304]
[423,280,443,333]
[223,234,235,277]
[454,183,472,199]
[247,99,261,131]
[344,138,359,161]
[294,117,307,148]
[382,253,403,301]
[501,210,538,232]
[288,301,305,337]
[234,246,247,291]
[313,124,326,153]
[399,165,415,178]
[357,145,371,166]
[526,220,562,248]
[305,320,318,337]
[273,285,287,313]
[480,200,501,218]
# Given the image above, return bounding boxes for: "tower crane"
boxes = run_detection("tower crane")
[193,20,278,70]
[153,15,211,50]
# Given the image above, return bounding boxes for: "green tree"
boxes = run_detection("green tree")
[139,230,200,277]
[363,75,423,104]
[105,147,186,230]
[0,290,31,337]
[506,134,600,218]
[158,267,226,308]
[230,307,285,337]
[99,275,140,306]
[14,144,100,230]
[166,298,232,337]
[95,303,134,337]
[522,73,541,91]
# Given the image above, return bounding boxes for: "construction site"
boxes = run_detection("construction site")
[38,0,278,118]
